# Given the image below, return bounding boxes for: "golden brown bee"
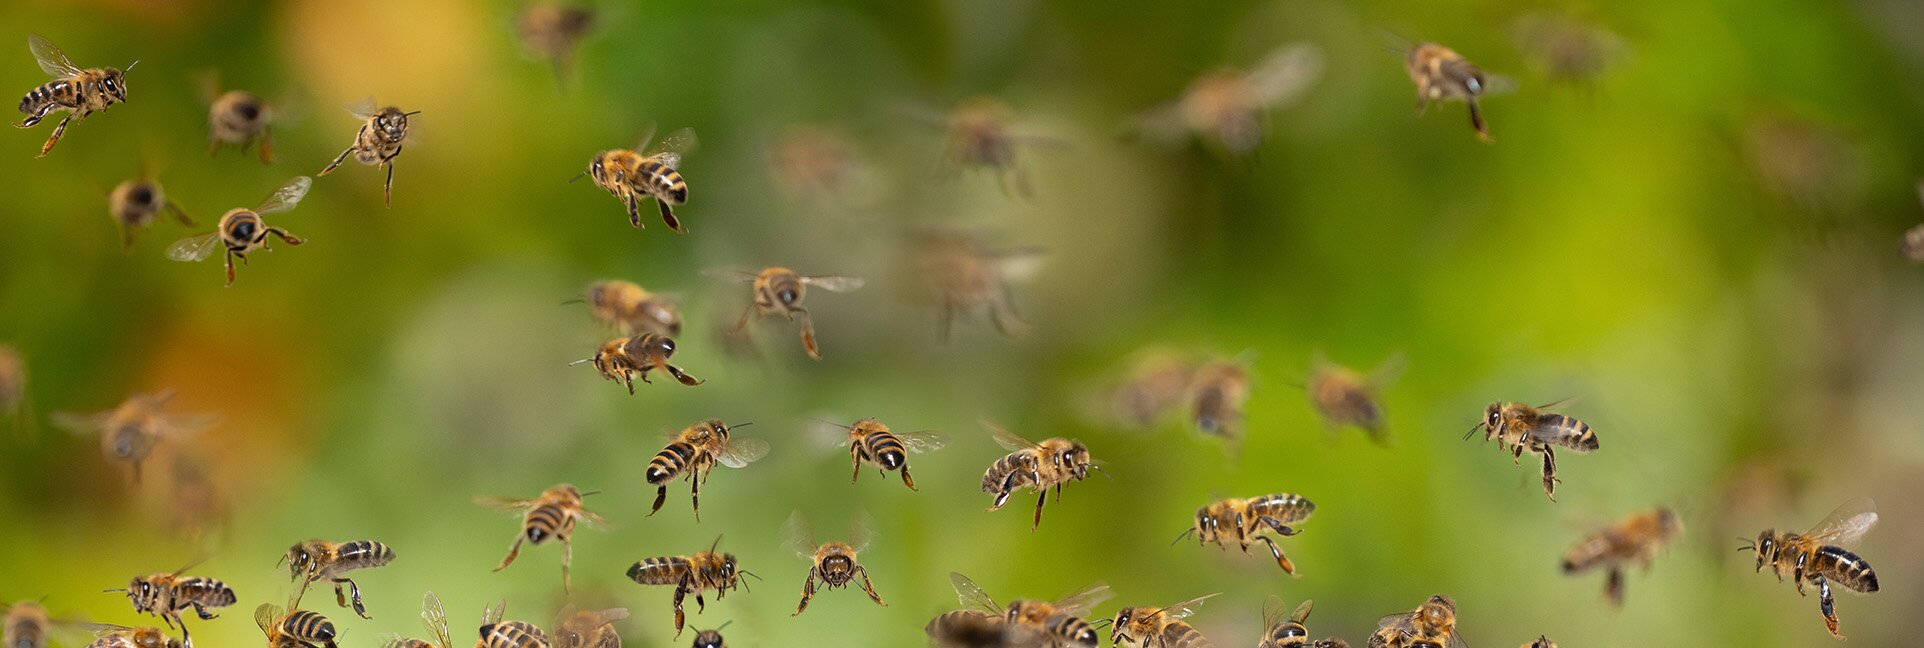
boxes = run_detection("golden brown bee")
[581,125,697,232]
[54,389,212,483]
[517,4,596,87]
[572,280,681,337]
[1369,595,1462,648]
[3,600,52,648]
[1520,637,1556,648]
[476,483,607,593]
[719,267,865,360]
[1511,13,1626,86]
[319,99,418,208]
[825,417,947,491]
[571,334,704,394]
[687,621,730,648]
[204,87,274,164]
[645,419,769,521]
[919,97,1064,199]
[1468,400,1600,501]
[108,175,193,250]
[783,511,885,616]
[913,229,1041,341]
[765,126,864,201]
[1258,597,1348,648]
[551,605,626,648]
[475,600,550,648]
[980,422,1101,531]
[1560,507,1681,607]
[1740,497,1881,639]
[380,591,452,648]
[107,563,236,647]
[281,539,398,619]
[1109,592,1219,648]
[625,536,759,637]
[1175,493,1315,575]
[1189,359,1251,443]
[1405,42,1506,142]
[924,609,1015,648]
[1109,352,1197,430]
[165,176,312,286]
[0,345,26,433]
[1137,43,1323,155]
[1305,355,1399,445]
[15,33,134,157]
[256,602,339,648]
[950,572,1111,648]
[80,624,183,648]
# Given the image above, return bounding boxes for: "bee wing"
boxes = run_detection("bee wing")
[576,505,609,529]
[701,267,760,283]
[782,510,817,560]
[1478,73,1519,97]
[473,496,539,515]
[1375,612,1414,631]
[630,122,658,153]
[161,413,220,439]
[849,511,876,553]
[949,572,1001,613]
[1246,42,1325,107]
[645,127,698,169]
[799,275,865,292]
[1804,496,1878,549]
[560,608,629,634]
[483,599,506,626]
[808,418,856,449]
[715,437,769,468]
[899,431,949,454]
[255,602,282,633]
[1290,599,1314,624]
[50,410,108,435]
[1260,595,1291,630]
[1154,592,1220,620]
[422,591,451,648]
[164,232,224,262]
[1049,582,1112,617]
[27,34,80,77]
[346,96,378,120]
[255,176,313,215]
[982,420,1039,452]
[991,246,1048,282]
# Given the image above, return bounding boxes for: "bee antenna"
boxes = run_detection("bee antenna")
[742,570,762,581]
[404,110,423,117]
[728,422,754,430]
[567,171,588,184]
[579,490,602,497]
[124,59,140,72]
[103,588,126,594]
[1091,464,1115,480]
[1092,618,1114,628]
[567,357,594,366]
[715,620,734,631]
[1460,422,1482,441]
[1169,528,1195,546]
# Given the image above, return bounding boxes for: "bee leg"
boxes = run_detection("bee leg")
[1794,552,1808,596]
[1053,482,1062,503]
[1539,449,1559,502]
[335,577,369,619]
[648,485,668,517]
[990,285,1027,338]
[166,199,194,227]
[1605,568,1625,608]
[121,224,136,250]
[223,250,237,287]
[16,102,54,127]
[657,199,685,233]
[796,308,821,360]
[37,111,79,157]
[937,300,955,344]
[988,487,1013,511]
[269,228,304,246]
[695,591,707,614]
[258,127,274,165]
[319,147,354,177]
[854,565,885,605]
[794,569,816,616]
[900,465,918,491]
[849,449,863,484]
[561,537,573,594]
[688,472,701,523]
[671,583,689,637]
[1818,577,1841,637]
[1255,535,1298,576]
[192,603,218,621]
[1467,100,1492,143]
[1261,519,1301,537]
[208,135,222,157]
[382,162,394,208]
[494,535,526,571]
[666,364,704,386]
[1030,488,1047,532]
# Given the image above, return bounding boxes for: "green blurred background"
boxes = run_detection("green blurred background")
[3,0,1923,646]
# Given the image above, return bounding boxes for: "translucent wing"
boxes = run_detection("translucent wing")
[483,599,506,626]
[75,622,133,636]
[557,607,628,636]
[50,410,108,435]
[164,232,223,262]
[982,420,1039,452]
[991,247,1048,282]
[1376,612,1414,631]
[28,33,79,77]
[1049,583,1112,617]
[849,512,876,553]
[1290,599,1314,624]
[808,418,856,449]
[255,603,282,633]
[799,276,865,292]
[950,572,1001,613]
[899,431,949,454]
[646,127,698,169]
[1260,595,1291,630]
[715,437,769,468]
[782,511,817,560]
[629,123,658,153]
[1479,74,1519,97]
[422,591,451,648]
[1804,496,1878,548]
[1246,42,1324,107]
[255,176,313,215]
[346,97,378,120]
[474,496,539,516]
[701,267,759,283]
[1153,592,1220,621]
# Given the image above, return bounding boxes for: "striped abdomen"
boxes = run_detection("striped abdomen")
[1260,620,1308,647]
[1042,613,1100,648]
[278,610,337,644]
[1532,414,1598,452]
[1157,622,1212,648]
[926,609,1004,643]
[522,504,574,545]
[861,431,907,471]
[980,451,1035,494]
[1811,546,1879,593]
[625,556,691,586]
[5,613,45,648]
[1246,493,1315,526]
[381,639,435,648]
[647,441,698,485]
[175,577,236,609]
[334,540,396,572]
[634,159,687,204]
[480,621,550,648]
[85,635,137,648]
[18,79,77,114]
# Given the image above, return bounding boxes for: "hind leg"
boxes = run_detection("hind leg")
[37,110,83,157]
[649,484,668,516]
[319,147,354,176]
[1539,449,1560,501]
[1029,488,1047,532]
[334,577,369,619]
[16,102,55,127]
[657,199,684,233]
[1253,535,1298,576]
[688,471,702,522]
[493,535,526,571]
[1818,577,1842,637]
[382,161,395,208]
[899,465,917,491]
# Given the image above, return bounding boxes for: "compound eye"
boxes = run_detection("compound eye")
[779,289,798,304]
[660,339,676,353]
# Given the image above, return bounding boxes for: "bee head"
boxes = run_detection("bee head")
[586,156,607,184]
[374,108,415,140]
[1748,531,1776,569]
[126,183,157,208]
[692,629,726,648]
[283,543,314,576]
[1109,610,1133,644]
[103,67,129,102]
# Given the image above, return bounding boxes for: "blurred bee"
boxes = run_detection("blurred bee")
[54,389,212,483]
[1404,42,1508,142]
[1520,637,1556,648]
[318,99,418,208]
[1904,181,1924,262]
[282,539,398,619]
[1305,354,1400,445]
[1511,13,1627,86]
[1136,43,1324,155]
[205,92,273,164]
[688,621,730,648]
[4,600,53,648]
[1740,497,1881,639]
[1108,352,1197,430]
[980,421,1101,531]
[782,511,885,615]
[950,572,1112,648]
[108,173,193,250]
[718,267,865,360]
[570,280,681,337]
[925,609,1017,648]
[256,602,339,648]
[15,33,135,157]
[765,126,865,202]
[645,419,769,521]
[1109,592,1218,648]
[913,229,1041,341]
[0,345,27,433]
[1468,400,1600,501]
[580,125,697,232]
[552,605,626,648]
[79,624,182,648]
[163,451,228,543]
[380,591,451,648]
[1258,597,1349,648]
[625,536,758,637]
[165,176,312,286]
[476,483,607,593]
[916,97,1063,199]
[1189,359,1250,443]
[106,563,236,647]
[475,600,550,648]
[1560,507,1681,607]
[1175,493,1315,575]
[571,334,704,393]
[517,4,596,87]
[824,417,948,491]
[1368,595,1462,648]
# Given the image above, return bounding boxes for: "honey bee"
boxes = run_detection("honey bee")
[1137,43,1324,155]
[54,389,212,483]
[281,539,398,619]
[1305,354,1400,445]
[925,610,1017,648]
[1174,493,1315,575]
[916,97,1063,199]
[580,125,697,232]
[0,345,27,433]
[1368,595,1463,648]
[824,417,948,491]
[203,84,275,164]
[476,483,607,593]
[719,267,865,360]
[1520,637,1556,648]
[517,4,596,87]
[475,600,550,648]
[4,600,52,648]
[318,99,418,208]
[980,422,1101,531]
[165,176,312,286]
[783,511,885,616]
[1468,400,1600,501]
[913,229,1041,341]
[106,563,236,647]
[380,591,451,648]
[1405,42,1508,142]
[108,173,193,250]
[949,572,1112,648]
[15,33,135,157]
[765,126,864,201]
[570,334,704,393]
[1258,597,1348,648]
[688,621,730,648]
[256,602,339,648]
[571,280,681,337]
[551,605,626,648]
[1108,592,1219,648]
[1740,497,1881,639]
[1560,507,1682,607]
[1511,13,1626,86]
[1188,359,1250,443]
[625,536,759,637]
[80,624,183,648]
[1108,352,1197,430]
[645,419,769,521]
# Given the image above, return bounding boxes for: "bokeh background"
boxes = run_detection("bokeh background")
[3,0,1924,646]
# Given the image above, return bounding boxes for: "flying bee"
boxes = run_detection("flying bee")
[688,621,730,648]
[15,33,135,157]
[1404,42,1510,142]
[1109,593,1219,648]
[475,600,550,648]
[0,345,26,433]
[4,600,55,648]
[1740,497,1881,639]
[108,172,193,250]
[1175,493,1315,575]
[912,229,1042,341]
[580,125,697,232]
[824,417,947,491]
[165,176,312,286]
[80,624,183,648]
[765,126,865,201]
[925,610,1016,648]
[281,539,397,619]
[783,511,885,616]
[517,3,596,87]
[1188,359,1250,444]
[910,97,1063,199]
[980,421,1102,531]
[717,267,865,360]
[1369,595,1463,648]
[1136,43,1324,155]
[571,280,681,337]
[204,88,274,164]
[476,483,607,593]
[1305,354,1400,445]
[54,389,213,483]
[552,605,626,648]
[1468,400,1600,501]
[949,572,1112,648]
[625,536,759,637]
[571,334,703,393]
[645,419,769,521]
[318,98,418,208]
[1259,597,1348,648]
[1109,352,1197,430]
[380,591,452,648]
[256,602,339,648]
[1561,507,1682,607]
[107,563,236,647]
[1511,13,1627,86]
[1521,637,1556,648]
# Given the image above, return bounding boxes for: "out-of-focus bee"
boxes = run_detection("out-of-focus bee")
[1904,181,1924,262]
[1175,493,1315,575]
[163,451,228,543]
[1189,359,1251,444]
[380,591,451,648]
[552,605,626,648]
[645,419,769,521]
[980,422,1102,531]
[1108,351,1197,430]
[1520,637,1556,648]
[165,176,312,286]
[318,99,418,208]
[1258,597,1349,648]
[765,126,866,202]
[571,334,704,393]
[1368,595,1463,648]
[256,602,339,648]
[1109,592,1218,648]
[949,572,1112,648]
[0,345,27,433]
[1136,43,1323,155]
[107,563,236,647]
[1468,400,1600,501]
[688,621,730,648]
[782,511,885,615]
[580,125,697,232]
[54,389,213,483]
[476,483,607,593]
[718,267,865,360]
[15,33,134,157]
[4,600,53,648]
[912,229,1042,341]
[925,609,1018,648]
[108,173,193,250]
[198,74,275,164]
[1404,42,1509,142]
[913,97,1064,199]
[282,539,398,619]
[823,417,948,491]
[1305,354,1400,445]
[1560,507,1681,607]
[625,536,758,637]
[1740,497,1881,639]
[570,280,681,337]
[79,624,183,648]
[1510,13,1627,86]
[475,600,550,648]
[517,4,596,87]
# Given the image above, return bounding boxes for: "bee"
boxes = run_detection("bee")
[108,173,193,250]
[476,483,607,593]
[1188,359,1250,443]
[256,602,339,648]
[1905,181,1924,262]
[475,600,550,648]
[318,99,418,208]
[925,610,1017,648]
[688,621,730,648]
[1109,592,1219,648]
[203,85,274,164]
[825,417,947,491]
[1369,595,1463,648]
[1258,597,1349,648]
[4,600,52,648]
[644,419,769,521]
[1305,354,1400,445]
[571,280,681,337]
[15,33,135,157]
[1405,42,1505,142]
[1520,637,1556,648]
[625,536,759,637]
[571,334,704,394]
[517,4,596,87]
[106,563,236,647]
[1109,352,1197,429]
[165,176,312,286]
[1137,43,1324,155]
[281,539,398,619]
[1468,400,1600,501]
[0,345,27,433]
[581,125,697,232]
[80,624,183,648]
[1174,493,1315,575]
[980,422,1101,531]
[53,389,212,483]
[913,229,1041,341]
[1560,507,1682,607]
[920,97,1063,199]
[380,591,452,648]
[765,126,863,201]
[1740,497,1881,639]
[719,267,865,360]
[164,452,229,543]
[949,572,1112,648]
[552,605,627,648]
[1511,13,1627,86]
[783,511,885,616]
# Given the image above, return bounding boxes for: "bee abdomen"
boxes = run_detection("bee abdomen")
[980,454,1028,493]
[625,556,690,585]
[482,621,549,648]
[647,442,696,485]
[383,639,436,648]
[1536,414,1598,452]
[866,433,906,469]
[338,540,396,569]
[1043,614,1097,647]
[1247,493,1315,524]
[525,505,567,542]
[284,610,336,642]
[1814,546,1879,593]
[1159,622,1212,648]
[179,578,236,607]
